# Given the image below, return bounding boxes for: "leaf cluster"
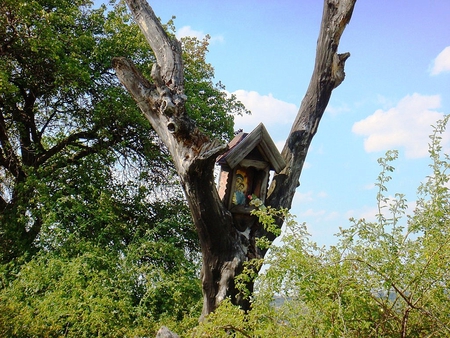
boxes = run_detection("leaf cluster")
[182,35,249,141]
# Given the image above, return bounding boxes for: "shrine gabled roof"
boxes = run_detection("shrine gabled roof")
[217,123,286,173]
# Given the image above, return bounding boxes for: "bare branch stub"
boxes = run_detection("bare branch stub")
[125,0,184,91]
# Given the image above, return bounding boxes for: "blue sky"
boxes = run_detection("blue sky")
[126,1,450,246]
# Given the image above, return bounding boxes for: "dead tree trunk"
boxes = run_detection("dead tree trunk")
[113,0,357,319]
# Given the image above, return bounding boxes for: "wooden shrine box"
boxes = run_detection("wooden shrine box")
[217,123,286,215]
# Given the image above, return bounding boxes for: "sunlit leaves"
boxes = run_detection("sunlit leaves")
[182,35,249,141]
[0,241,201,337]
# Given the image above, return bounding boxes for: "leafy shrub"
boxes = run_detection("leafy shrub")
[194,117,450,337]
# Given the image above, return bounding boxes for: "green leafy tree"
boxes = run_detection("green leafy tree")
[0,0,243,261]
[182,35,247,140]
[0,0,155,261]
[0,0,246,335]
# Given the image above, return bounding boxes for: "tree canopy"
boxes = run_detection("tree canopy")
[0,0,246,335]
[0,0,245,260]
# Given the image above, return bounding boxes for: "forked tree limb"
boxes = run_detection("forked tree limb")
[267,0,356,211]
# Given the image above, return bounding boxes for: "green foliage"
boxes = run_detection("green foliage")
[195,117,450,337]
[1,246,135,337]
[0,0,248,334]
[182,34,249,141]
[191,298,251,337]
[0,0,244,262]
[0,0,157,261]
[251,204,287,243]
[0,240,201,337]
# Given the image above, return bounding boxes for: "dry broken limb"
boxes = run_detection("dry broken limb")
[113,0,357,320]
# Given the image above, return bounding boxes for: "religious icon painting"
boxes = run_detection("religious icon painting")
[232,169,248,205]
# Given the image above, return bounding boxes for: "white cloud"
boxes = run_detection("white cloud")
[292,190,327,204]
[176,26,203,39]
[300,208,326,218]
[363,183,375,190]
[176,25,224,43]
[231,90,298,130]
[346,206,378,222]
[430,46,450,75]
[295,191,314,203]
[325,103,350,116]
[317,191,328,198]
[324,211,340,221]
[352,93,447,158]
[298,209,339,223]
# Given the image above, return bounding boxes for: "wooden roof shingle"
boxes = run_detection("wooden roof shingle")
[217,123,286,173]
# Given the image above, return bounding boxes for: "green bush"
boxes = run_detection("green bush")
[194,117,450,337]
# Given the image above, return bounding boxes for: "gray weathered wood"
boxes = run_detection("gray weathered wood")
[220,123,286,172]
[267,0,356,212]
[155,326,179,338]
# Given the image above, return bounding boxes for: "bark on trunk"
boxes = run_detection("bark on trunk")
[113,0,357,319]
